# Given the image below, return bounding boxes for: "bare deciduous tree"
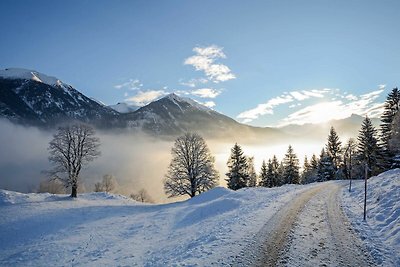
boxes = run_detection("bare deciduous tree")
[164,133,219,198]
[94,174,118,193]
[47,124,100,198]
[130,188,154,203]
[38,179,66,194]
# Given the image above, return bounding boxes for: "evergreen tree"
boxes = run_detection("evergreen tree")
[271,155,281,187]
[389,111,400,167]
[343,138,357,180]
[282,145,300,184]
[380,87,400,169]
[247,156,257,187]
[357,117,383,176]
[259,160,269,187]
[277,160,285,186]
[310,154,319,170]
[301,155,311,184]
[226,143,249,190]
[318,148,335,181]
[326,126,342,172]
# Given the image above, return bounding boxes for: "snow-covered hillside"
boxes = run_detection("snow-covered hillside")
[0,68,70,88]
[341,169,400,266]
[1,171,399,266]
[0,184,314,266]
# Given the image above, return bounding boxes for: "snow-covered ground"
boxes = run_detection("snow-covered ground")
[0,184,315,266]
[341,169,400,266]
[1,170,399,266]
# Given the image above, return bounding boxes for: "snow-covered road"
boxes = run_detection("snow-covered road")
[277,182,375,267]
[236,182,377,266]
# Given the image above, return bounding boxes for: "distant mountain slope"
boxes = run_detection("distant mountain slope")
[0,68,119,127]
[108,102,140,113]
[279,114,381,140]
[0,68,377,141]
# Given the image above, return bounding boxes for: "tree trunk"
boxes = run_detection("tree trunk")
[71,184,77,198]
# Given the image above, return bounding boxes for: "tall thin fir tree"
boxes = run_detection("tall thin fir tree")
[226,143,249,190]
[380,87,400,169]
[277,160,285,186]
[259,160,269,187]
[389,111,400,166]
[301,155,311,184]
[282,145,300,184]
[318,148,335,181]
[247,156,257,187]
[357,117,383,177]
[271,155,281,187]
[326,126,342,173]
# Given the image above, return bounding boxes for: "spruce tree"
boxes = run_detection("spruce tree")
[301,155,311,184]
[282,145,300,184]
[380,87,400,169]
[388,112,400,167]
[326,126,342,172]
[271,155,281,186]
[343,138,357,180]
[318,148,335,181]
[226,143,249,190]
[357,117,383,176]
[259,160,269,187]
[247,156,257,187]
[310,154,319,170]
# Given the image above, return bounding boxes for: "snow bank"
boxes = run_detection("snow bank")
[341,169,400,266]
[0,184,314,266]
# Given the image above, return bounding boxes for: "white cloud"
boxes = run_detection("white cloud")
[179,78,208,88]
[184,45,236,83]
[378,84,386,90]
[278,88,386,126]
[290,91,309,101]
[191,88,221,98]
[237,95,293,120]
[125,90,167,106]
[203,101,216,108]
[237,87,385,125]
[237,89,335,123]
[114,79,143,90]
[345,94,358,101]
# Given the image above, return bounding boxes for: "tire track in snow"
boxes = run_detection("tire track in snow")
[277,182,376,267]
[248,184,326,266]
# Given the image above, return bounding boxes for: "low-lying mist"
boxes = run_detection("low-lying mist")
[0,119,327,203]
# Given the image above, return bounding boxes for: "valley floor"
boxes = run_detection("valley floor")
[0,170,399,266]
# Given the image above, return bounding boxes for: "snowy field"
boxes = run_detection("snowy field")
[341,169,400,266]
[0,170,399,266]
[0,184,315,266]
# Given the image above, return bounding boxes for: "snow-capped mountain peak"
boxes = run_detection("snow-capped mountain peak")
[162,93,211,112]
[0,68,70,89]
[108,102,139,113]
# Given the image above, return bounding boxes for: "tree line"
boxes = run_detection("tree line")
[164,87,400,195]
[43,88,399,199]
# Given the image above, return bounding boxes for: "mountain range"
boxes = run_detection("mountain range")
[0,68,379,141]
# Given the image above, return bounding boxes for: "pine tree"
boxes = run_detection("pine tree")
[247,156,257,187]
[226,143,249,190]
[282,145,300,184]
[318,148,335,181]
[271,155,281,186]
[301,155,311,184]
[326,126,342,172]
[380,87,400,169]
[389,111,400,167]
[310,154,319,170]
[259,160,269,187]
[343,138,357,180]
[277,160,285,186]
[358,117,383,176]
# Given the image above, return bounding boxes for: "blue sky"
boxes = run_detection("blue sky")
[1,0,399,126]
